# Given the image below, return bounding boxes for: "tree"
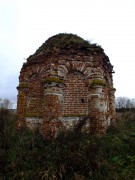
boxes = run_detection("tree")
[0,98,13,109]
[115,97,135,109]
[0,98,14,176]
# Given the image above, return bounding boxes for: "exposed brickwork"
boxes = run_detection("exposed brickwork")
[63,72,88,115]
[17,33,116,136]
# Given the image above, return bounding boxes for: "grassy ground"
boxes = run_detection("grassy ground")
[0,109,135,179]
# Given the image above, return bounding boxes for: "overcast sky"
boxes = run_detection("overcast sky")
[0,0,135,106]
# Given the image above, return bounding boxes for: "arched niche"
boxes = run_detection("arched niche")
[62,71,89,116]
[26,73,43,116]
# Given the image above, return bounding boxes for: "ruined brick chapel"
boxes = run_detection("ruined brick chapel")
[17,33,116,135]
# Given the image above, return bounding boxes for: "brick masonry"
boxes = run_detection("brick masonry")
[17,33,116,136]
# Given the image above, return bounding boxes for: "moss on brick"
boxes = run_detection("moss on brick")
[26,113,43,118]
[18,82,28,88]
[90,79,105,86]
[18,92,26,97]
[63,114,86,117]
[42,77,64,84]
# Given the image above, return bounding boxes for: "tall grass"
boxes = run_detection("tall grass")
[0,109,135,179]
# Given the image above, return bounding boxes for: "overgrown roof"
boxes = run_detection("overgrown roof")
[25,33,112,69]
[34,33,103,55]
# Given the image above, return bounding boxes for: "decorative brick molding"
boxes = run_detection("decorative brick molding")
[17,33,116,136]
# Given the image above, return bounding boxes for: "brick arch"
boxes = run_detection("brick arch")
[38,67,49,78]
[21,68,36,82]
[62,71,89,116]
[58,61,93,80]
[22,65,49,83]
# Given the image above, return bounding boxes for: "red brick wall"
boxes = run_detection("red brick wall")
[17,44,116,135]
[63,72,88,116]
[26,75,43,116]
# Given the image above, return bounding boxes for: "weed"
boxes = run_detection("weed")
[1,109,135,179]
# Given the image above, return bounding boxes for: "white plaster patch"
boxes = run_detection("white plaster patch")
[59,117,80,129]
[26,117,43,129]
